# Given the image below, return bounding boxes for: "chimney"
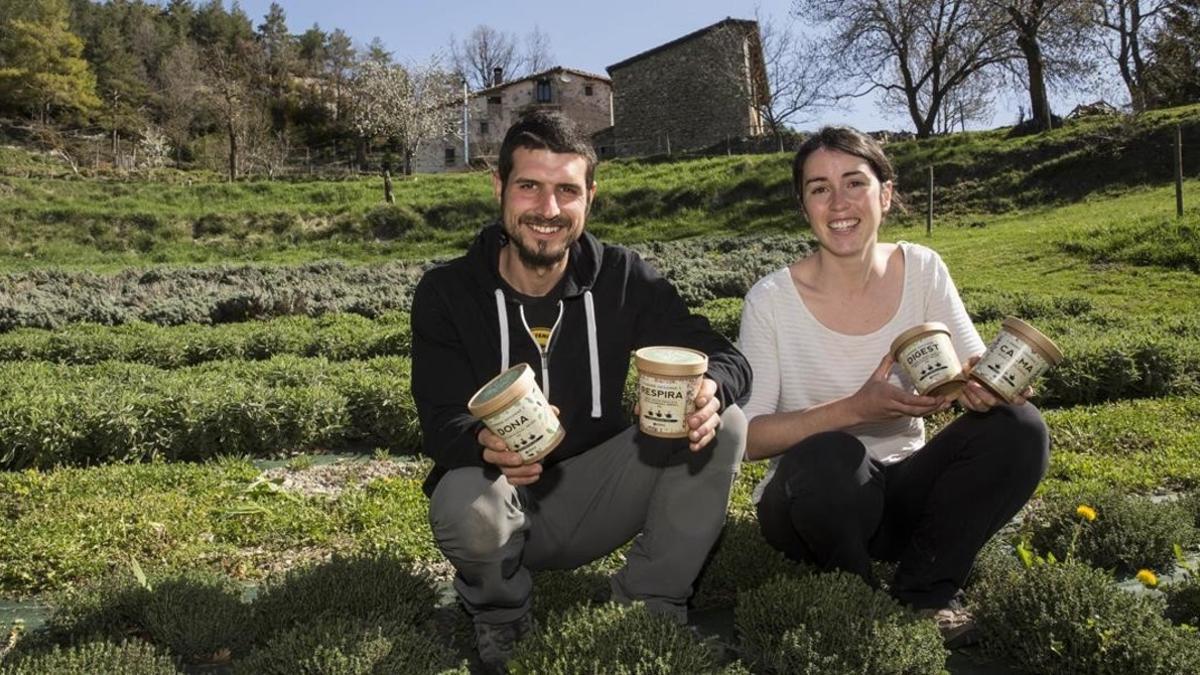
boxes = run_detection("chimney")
[493,67,504,87]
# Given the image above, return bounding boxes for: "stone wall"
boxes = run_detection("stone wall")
[608,20,764,157]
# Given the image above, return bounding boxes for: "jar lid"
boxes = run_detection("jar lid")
[889,322,951,360]
[468,363,536,419]
[635,346,708,377]
[1001,317,1064,365]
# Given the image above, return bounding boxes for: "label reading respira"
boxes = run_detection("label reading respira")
[638,373,698,436]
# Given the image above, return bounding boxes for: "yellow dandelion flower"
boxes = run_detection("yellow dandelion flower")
[1136,569,1159,588]
[1076,505,1097,522]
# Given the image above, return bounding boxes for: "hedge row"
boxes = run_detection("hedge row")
[4,298,1197,412]
[0,356,418,469]
[0,261,428,331]
[0,299,741,369]
[5,554,466,673]
[634,233,814,306]
[1,346,1197,473]
[0,312,411,368]
[0,234,814,331]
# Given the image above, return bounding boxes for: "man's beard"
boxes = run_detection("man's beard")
[507,214,579,268]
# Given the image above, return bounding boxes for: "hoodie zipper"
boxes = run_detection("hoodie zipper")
[518,301,564,398]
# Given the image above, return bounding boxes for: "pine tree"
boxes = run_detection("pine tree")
[0,0,100,122]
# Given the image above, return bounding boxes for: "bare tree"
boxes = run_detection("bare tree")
[983,0,1096,131]
[326,28,356,122]
[930,70,997,132]
[522,25,555,74]
[352,57,461,174]
[794,0,1016,137]
[158,41,203,163]
[450,25,518,89]
[1093,0,1170,112]
[200,38,261,181]
[714,13,837,149]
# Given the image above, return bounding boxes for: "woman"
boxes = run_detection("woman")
[738,126,1048,644]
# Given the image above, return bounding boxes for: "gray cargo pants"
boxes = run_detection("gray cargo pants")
[429,405,746,626]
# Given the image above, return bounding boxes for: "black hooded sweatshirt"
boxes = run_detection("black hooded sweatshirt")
[410,223,752,496]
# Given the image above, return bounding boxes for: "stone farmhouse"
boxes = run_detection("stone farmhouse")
[413,17,766,172]
[412,66,613,174]
[603,17,767,157]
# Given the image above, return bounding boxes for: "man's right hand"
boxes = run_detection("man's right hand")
[850,353,948,423]
[478,426,543,486]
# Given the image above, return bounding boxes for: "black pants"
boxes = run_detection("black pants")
[756,404,1049,609]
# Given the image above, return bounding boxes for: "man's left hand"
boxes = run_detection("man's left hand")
[686,378,722,452]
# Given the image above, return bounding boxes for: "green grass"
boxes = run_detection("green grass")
[3,102,1196,271]
[0,457,436,596]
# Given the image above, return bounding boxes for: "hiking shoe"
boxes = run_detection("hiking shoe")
[918,600,979,648]
[474,613,535,674]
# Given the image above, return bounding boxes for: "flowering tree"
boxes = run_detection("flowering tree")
[352,58,460,174]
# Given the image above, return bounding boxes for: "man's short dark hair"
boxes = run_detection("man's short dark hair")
[498,110,598,187]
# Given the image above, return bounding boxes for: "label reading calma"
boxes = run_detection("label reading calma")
[974,332,1048,401]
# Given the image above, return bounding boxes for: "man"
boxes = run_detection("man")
[411,110,750,672]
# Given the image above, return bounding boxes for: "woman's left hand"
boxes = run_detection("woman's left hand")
[959,356,1032,412]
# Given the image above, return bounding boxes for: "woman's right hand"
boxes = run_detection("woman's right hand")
[850,353,948,423]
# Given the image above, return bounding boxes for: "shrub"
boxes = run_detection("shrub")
[1042,335,1200,407]
[531,568,612,622]
[233,616,465,675]
[690,515,803,611]
[42,569,151,645]
[0,261,427,331]
[694,297,743,342]
[634,234,813,306]
[0,640,177,675]
[973,560,1200,674]
[362,204,423,240]
[1164,574,1200,626]
[138,569,253,663]
[251,553,437,639]
[0,356,418,469]
[1027,491,1196,574]
[735,573,946,675]
[510,602,723,675]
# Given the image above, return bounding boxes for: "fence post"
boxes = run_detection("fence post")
[926,166,934,236]
[1176,124,1184,218]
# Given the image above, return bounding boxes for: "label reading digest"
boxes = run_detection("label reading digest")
[638,373,700,438]
[974,331,1049,401]
[483,390,560,463]
[900,334,954,393]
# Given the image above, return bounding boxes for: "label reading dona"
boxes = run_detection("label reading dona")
[638,373,700,437]
[899,334,955,392]
[483,390,560,463]
[974,331,1049,401]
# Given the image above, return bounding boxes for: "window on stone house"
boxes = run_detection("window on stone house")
[584,84,594,96]
[535,79,552,103]
[480,121,489,135]
[444,147,456,166]
[488,95,502,105]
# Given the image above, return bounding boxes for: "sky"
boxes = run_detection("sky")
[227,0,1110,134]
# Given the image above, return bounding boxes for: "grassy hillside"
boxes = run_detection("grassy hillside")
[2,104,1198,271]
